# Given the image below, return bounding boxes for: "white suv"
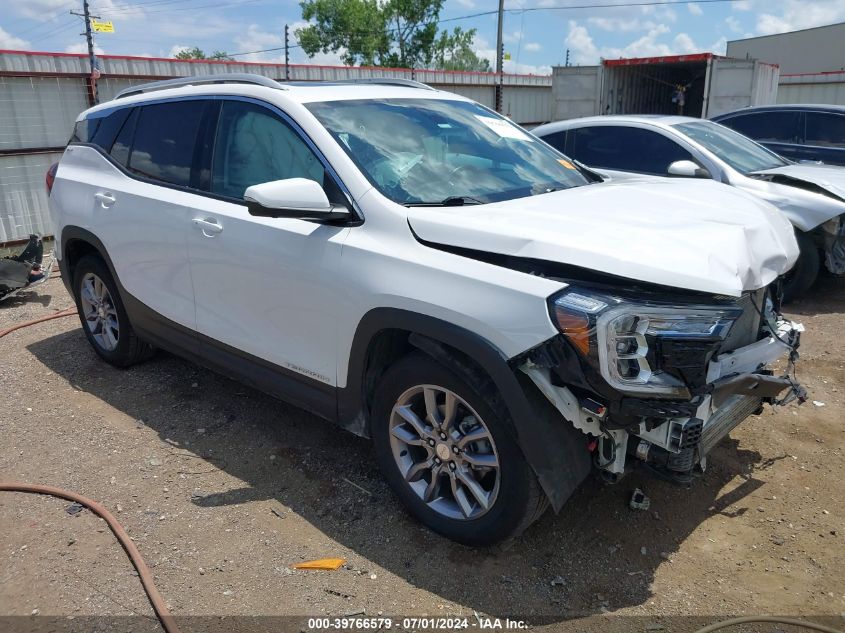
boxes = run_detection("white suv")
[49,74,805,545]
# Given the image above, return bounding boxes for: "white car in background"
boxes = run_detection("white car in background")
[533,115,845,300]
[49,75,804,545]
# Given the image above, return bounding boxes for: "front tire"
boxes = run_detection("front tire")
[371,353,546,546]
[72,254,153,367]
[782,231,820,302]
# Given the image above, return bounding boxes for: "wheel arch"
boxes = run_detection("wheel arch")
[60,226,119,297]
[340,308,592,511]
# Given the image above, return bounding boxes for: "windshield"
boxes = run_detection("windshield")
[674,120,788,174]
[306,98,590,205]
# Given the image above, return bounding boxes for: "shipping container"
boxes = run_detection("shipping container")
[552,54,779,121]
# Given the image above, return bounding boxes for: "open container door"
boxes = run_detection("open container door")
[551,65,604,121]
[704,58,780,118]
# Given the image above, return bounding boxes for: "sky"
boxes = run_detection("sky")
[1,0,845,75]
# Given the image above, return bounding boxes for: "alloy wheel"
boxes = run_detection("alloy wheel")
[79,272,120,351]
[388,385,501,520]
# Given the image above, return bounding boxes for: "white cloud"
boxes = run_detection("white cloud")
[564,21,599,66]
[688,3,703,16]
[565,20,714,66]
[725,16,743,33]
[588,17,660,33]
[524,42,541,52]
[0,26,31,50]
[7,0,69,20]
[750,0,845,35]
[454,0,476,7]
[168,45,190,58]
[65,41,105,55]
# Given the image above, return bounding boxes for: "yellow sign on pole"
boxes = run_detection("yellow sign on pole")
[503,52,512,61]
[91,20,115,33]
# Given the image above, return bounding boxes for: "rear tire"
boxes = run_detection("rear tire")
[371,353,546,546]
[72,254,154,367]
[782,231,820,302]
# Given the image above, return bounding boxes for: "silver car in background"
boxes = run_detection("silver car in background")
[533,115,845,300]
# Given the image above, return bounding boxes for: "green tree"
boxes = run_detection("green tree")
[433,27,491,72]
[174,47,234,61]
[297,0,490,70]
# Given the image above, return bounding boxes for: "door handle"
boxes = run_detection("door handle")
[192,217,223,236]
[94,192,116,208]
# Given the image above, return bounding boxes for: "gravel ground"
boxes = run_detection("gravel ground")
[1,274,843,633]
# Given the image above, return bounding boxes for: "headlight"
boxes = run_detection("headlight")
[551,288,742,398]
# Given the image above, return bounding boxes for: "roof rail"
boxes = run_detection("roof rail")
[332,78,435,91]
[114,73,285,99]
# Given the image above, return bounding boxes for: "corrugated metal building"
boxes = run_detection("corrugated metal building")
[726,22,845,75]
[726,23,845,106]
[0,50,553,243]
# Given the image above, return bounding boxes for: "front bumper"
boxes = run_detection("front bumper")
[522,318,805,480]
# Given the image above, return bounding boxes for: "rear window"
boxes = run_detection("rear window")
[127,101,207,187]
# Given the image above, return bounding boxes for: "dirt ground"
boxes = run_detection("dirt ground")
[1,274,843,633]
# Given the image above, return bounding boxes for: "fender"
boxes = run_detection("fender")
[339,308,592,511]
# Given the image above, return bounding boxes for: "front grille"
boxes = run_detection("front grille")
[720,289,765,354]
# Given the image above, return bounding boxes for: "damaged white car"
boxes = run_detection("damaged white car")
[51,75,805,545]
[533,116,845,300]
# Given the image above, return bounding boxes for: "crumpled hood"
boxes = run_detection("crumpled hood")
[746,164,845,230]
[751,164,845,200]
[408,179,798,297]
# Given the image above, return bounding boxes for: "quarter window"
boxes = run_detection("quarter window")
[110,107,137,168]
[569,126,693,175]
[211,101,324,199]
[128,101,207,187]
[804,112,845,147]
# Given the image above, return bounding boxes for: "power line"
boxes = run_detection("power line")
[93,0,270,15]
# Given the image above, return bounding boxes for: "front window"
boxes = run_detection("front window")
[674,120,788,174]
[306,98,589,205]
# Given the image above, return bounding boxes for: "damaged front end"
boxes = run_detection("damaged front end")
[517,282,805,484]
[819,214,845,275]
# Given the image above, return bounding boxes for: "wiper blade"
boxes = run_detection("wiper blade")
[404,196,484,207]
[440,195,483,206]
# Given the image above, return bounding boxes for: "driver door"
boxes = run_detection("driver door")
[186,99,351,390]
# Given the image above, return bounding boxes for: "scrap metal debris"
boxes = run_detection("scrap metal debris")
[0,235,52,303]
[630,488,651,511]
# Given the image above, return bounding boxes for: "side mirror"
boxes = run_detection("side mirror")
[244,178,349,221]
[667,160,711,179]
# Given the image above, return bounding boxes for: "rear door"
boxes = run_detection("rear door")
[69,99,211,333]
[801,111,845,166]
[186,98,350,392]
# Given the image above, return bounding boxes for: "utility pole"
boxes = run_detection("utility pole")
[494,0,504,113]
[284,24,290,81]
[70,0,99,105]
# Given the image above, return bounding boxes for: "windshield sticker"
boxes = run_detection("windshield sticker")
[557,158,576,170]
[474,115,533,141]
